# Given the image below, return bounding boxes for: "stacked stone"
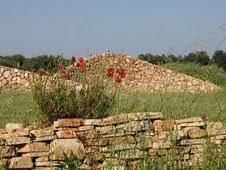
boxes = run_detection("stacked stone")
[0,52,221,93]
[87,52,220,93]
[0,66,31,90]
[1,113,226,169]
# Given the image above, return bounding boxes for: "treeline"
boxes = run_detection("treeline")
[0,50,226,72]
[0,54,70,72]
[138,50,226,70]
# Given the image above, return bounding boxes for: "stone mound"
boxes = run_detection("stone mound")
[0,52,221,93]
[83,52,220,93]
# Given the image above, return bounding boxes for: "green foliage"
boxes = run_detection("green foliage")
[213,50,226,70]
[109,89,226,123]
[183,51,210,65]
[0,90,40,128]
[164,62,226,87]
[138,53,180,65]
[33,65,116,123]
[0,54,70,73]
[199,140,226,170]
[61,155,81,170]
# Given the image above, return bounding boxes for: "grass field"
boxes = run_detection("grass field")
[0,88,225,128]
[0,62,225,128]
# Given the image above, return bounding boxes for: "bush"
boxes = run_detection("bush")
[183,51,210,66]
[32,58,126,123]
[213,50,226,70]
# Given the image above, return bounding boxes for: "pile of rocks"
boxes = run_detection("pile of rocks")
[0,66,32,90]
[0,112,226,169]
[0,52,221,93]
[86,52,220,93]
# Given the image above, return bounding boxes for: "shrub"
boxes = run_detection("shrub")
[32,58,126,123]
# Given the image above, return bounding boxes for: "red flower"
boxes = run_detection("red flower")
[117,68,126,78]
[115,75,122,83]
[78,57,86,71]
[107,67,115,77]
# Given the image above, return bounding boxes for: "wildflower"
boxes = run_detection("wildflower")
[107,67,115,77]
[117,68,126,78]
[115,75,122,83]
[78,57,86,71]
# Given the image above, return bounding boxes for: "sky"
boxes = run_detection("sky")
[0,0,226,57]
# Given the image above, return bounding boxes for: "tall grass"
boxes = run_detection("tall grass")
[164,62,226,87]
[0,90,40,128]
[109,89,226,123]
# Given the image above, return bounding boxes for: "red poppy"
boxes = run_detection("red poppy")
[115,75,122,83]
[117,68,126,78]
[107,67,115,77]
[78,57,86,71]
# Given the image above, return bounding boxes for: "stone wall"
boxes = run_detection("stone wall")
[0,112,226,169]
[0,52,221,93]
[86,52,221,93]
[0,66,32,90]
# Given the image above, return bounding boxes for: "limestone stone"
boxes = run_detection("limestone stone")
[83,119,103,126]
[31,127,53,137]
[101,114,129,125]
[0,146,15,157]
[180,139,206,146]
[9,156,33,169]
[175,117,203,124]
[54,118,83,128]
[186,127,206,139]
[3,71,10,78]
[23,152,49,157]
[5,123,23,133]
[6,136,30,145]
[19,142,49,153]
[207,122,224,136]
[153,140,171,149]
[78,125,94,131]
[36,156,49,162]
[50,139,85,160]
[96,125,116,134]
[180,122,205,128]
[153,120,163,133]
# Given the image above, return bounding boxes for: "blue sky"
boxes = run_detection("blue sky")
[0,0,226,57]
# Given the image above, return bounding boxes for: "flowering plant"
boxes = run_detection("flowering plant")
[33,56,126,123]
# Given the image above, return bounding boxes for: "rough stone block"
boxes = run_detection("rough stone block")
[50,139,85,160]
[0,145,15,158]
[5,136,30,145]
[54,118,83,128]
[19,142,49,153]
[5,123,23,133]
[9,156,33,169]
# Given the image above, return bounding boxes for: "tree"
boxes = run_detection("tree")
[183,51,210,65]
[212,50,226,70]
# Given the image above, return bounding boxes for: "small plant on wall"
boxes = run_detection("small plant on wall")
[32,57,126,123]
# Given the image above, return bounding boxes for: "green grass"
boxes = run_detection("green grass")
[109,89,226,123]
[164,62,226,87]
[0,90,40,128]
[0,62,226,128]
[0,87,226,128]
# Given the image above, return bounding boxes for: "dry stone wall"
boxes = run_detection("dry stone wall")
[0,52,221,93]
[0,112,226,169]
[86,52,220,93]
[0,66,32,90]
